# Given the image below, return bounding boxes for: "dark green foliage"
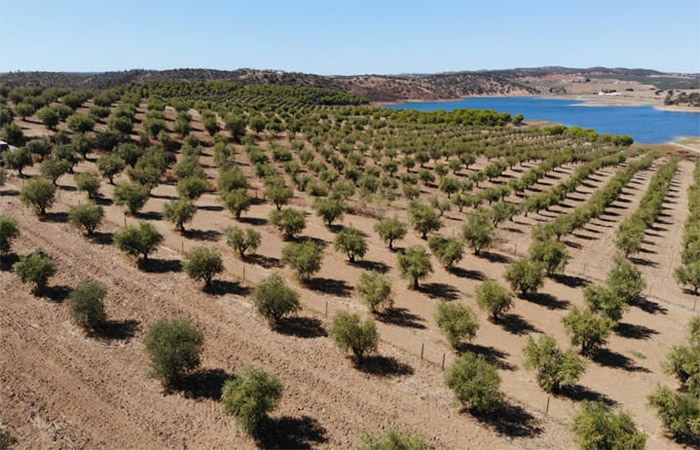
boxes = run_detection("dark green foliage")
[313,197,345,227]
[374,217,407,250]
[68,280,107,331]
[334,227,368,262]
[435,301,479,349]
[144,317,204,387]
[356,271,393,313]
[358,429,427,450]
[66,113,96,133]
[114,182,149,215]
[113,222,163,261]
[183,247,223,287]
[330,311,379,362]
[68,202,104,236]
[20,177,56,215]
[572,401,647,450]
[583,284,627,323]
[74,172,101,199]
[0,427,17,450]
[176,176,208,200]
[462,209,495,254]
[397,245,432,289]
[14,252,57,293]
[529,238,570,276]
[475,279,513,320]
[221,188,251,219]
[445,352,502,414]
[163,198,196,232]
[607,255,646,302]
[281,240,323,282]
[3,147,32,175]
[221,366,283,435]
[648,386,700,444]
[252,273,301,324]
[26,138,53,161]
[269,208,306,239]
[408,203,441,239]
[264,180,293,210]
[0,215,19,259]
[40,158,71,185]
[96,155,126,184]
[428,236,464,269]
[504,259,545,297]
[523,334,585,393]
[563,307,614,356]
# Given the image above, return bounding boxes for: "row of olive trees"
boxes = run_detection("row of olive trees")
[676,161,700,295]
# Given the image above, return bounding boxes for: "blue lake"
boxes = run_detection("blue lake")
[384,96,700,144]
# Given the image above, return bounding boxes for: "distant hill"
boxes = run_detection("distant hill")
[1,66,697,102]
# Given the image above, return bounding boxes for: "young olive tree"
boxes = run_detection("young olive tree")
[281,240,323,283]
[355,271,393,313]
[374,217,407,250]
[334,227,368,263]
[529,238,570,276]
[397,245,433,289]
[523,334,586,393]
[14,252,57,294]
[330,311,379,363]
[428,236,464,269]
[183,246,223,288]
[114,182,149,215]
[68,202,104,236]
[563,307,614,356]
[221,366,283,435]
[225,226,261,259]
[572,401,647,450]
[269,208,306,239]
[20,177,56,215]
[445,352,502,414]
[163,198,196,232]
[74,172,101,199]
[462,209,495,255]
[475,279,513,321]
[68,280,107,332]
[144,317,204,387]
[252,273,301,325]
[113,222,163,262]
[435,301,479,350]
[0,215,19,261]
[504,259,545,297]
[409,203,442,239]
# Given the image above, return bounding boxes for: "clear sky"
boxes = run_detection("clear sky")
[0,0,698,75]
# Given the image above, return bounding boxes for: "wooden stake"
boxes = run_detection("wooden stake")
[441,353,446,370]
[546,395,550,415]
[420,343,424,360]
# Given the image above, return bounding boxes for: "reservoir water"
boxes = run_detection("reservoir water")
[384,96,700,144]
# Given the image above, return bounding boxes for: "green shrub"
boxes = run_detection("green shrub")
[96,155,125,184]
[225,226,261,258]
[572,401,647,450]
[39,158,71,185]
[0,215,19,259]
[20,177,56,215]
[647,386,700,444]
[356,271,393,313]
[445,352,502,414]
[0,427,18,450]
[373,217,407,250]
[504,258,544,297]
[281,240,323,283]
[358,429,427,450]
[144,317,204,387]
[334,227,368,262]
[176,176,208,200]
[252,273,300,324]
[183,246,223,287]
[68,280,107,331]
[221,188,251,219]
[674,262,700,295]
[397,245,432,289]
[428,236,464,269]
[264,180,293,210]
[114,182,149,215]
[269,208,306,239]
[313,197,345,227]
[563,307,614,356]
[475,280,513,320]
[3,147,32,176]
[462,209,495,255]
[113,222,163,261]
[163,198,196,232]
[435,301,479,349]
[330,311,379,362]
[523,334,585,393]
[68,202,104,236]
[529,238,570,275]
[74,172,101,199]
[408,203,441,239]
[14,252,56,293]
[221,366,283,435]
[663,344,700,395]
[607,255,646,302]
[583,284,627,323]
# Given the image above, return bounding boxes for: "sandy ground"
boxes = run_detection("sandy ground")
[1,106,697,449]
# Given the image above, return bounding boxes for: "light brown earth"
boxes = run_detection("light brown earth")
[1,106,698,449]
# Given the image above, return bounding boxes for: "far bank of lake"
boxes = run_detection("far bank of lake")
[384,96,700,145]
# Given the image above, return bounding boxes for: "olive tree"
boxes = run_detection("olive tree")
[583,284,627,323]
[68,280,107,332]
[374,217,407,250]
[445,352,502,414]
[74,172,101,199]
[334,227,368,262]
[563,307,614,356]
[68,202,104,236]
[40,158,72,185]
[0,215,19,260]
[20,177,56,215]
[356,271,393,313]
[221,366,283,435]
[435,302,479,350]
[462,209,496,255]
[281,240,323,283]
[163,198,196,232]
[607,255,646,302]
[529,238,570,276]
[225,226,261,258]
[313,197,345,227]
[144,317,204,387]
[252,273,301,325]
[14,252,57,293]
[330,311,379,363]
[428,236,464,269]
[397,245,433,289]
[96,155,125,184]
[269,208,306,239]
[3,147,32,176]
[475,279,513,320]
[504,259,545,297]
[221,188,251,219]
[358,429,426,450]
[264,180,293,210]
[113,222,163,261]
[675,262,700,295]
[183,247,223,288]
[647,386,700,444]
[572,401,647,450]
[114,182,149,215]
[409,203,442,239]
[523,334,586,393]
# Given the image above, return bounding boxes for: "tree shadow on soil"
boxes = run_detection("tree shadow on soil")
[90,231,113,245]
[204,279,251,296]
[185,229,222,242]
[592,349,650,373]
[197,204,224,212]
[175,368,234,400]
[450,266,485,281]
[96,319,140,341]
[255,415,328,449]
[239,216,268,226]
[418,282,460,300]
[275,316,327,338]
[137,211,163,221]
[479,251,512,264]
[39,211,69,223]
[499,313,540,336]
[459,343,516,371]
[615,322,658,340]
[630,296,667,315]
[0,189,19,197]
[552,273,588,288]
[469,401,543,438]
[355,355,414,377]
[0,253,19,271]
[138,258,182,273]
[558,385,617,406]
[43,284,72,302]
[525,292,570,310]
[246,253,283,269]
[353,259,390,274]
[377,307,426,329]
[308,277,352,297]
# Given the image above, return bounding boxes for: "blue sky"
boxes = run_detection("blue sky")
[0,0,698,74]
